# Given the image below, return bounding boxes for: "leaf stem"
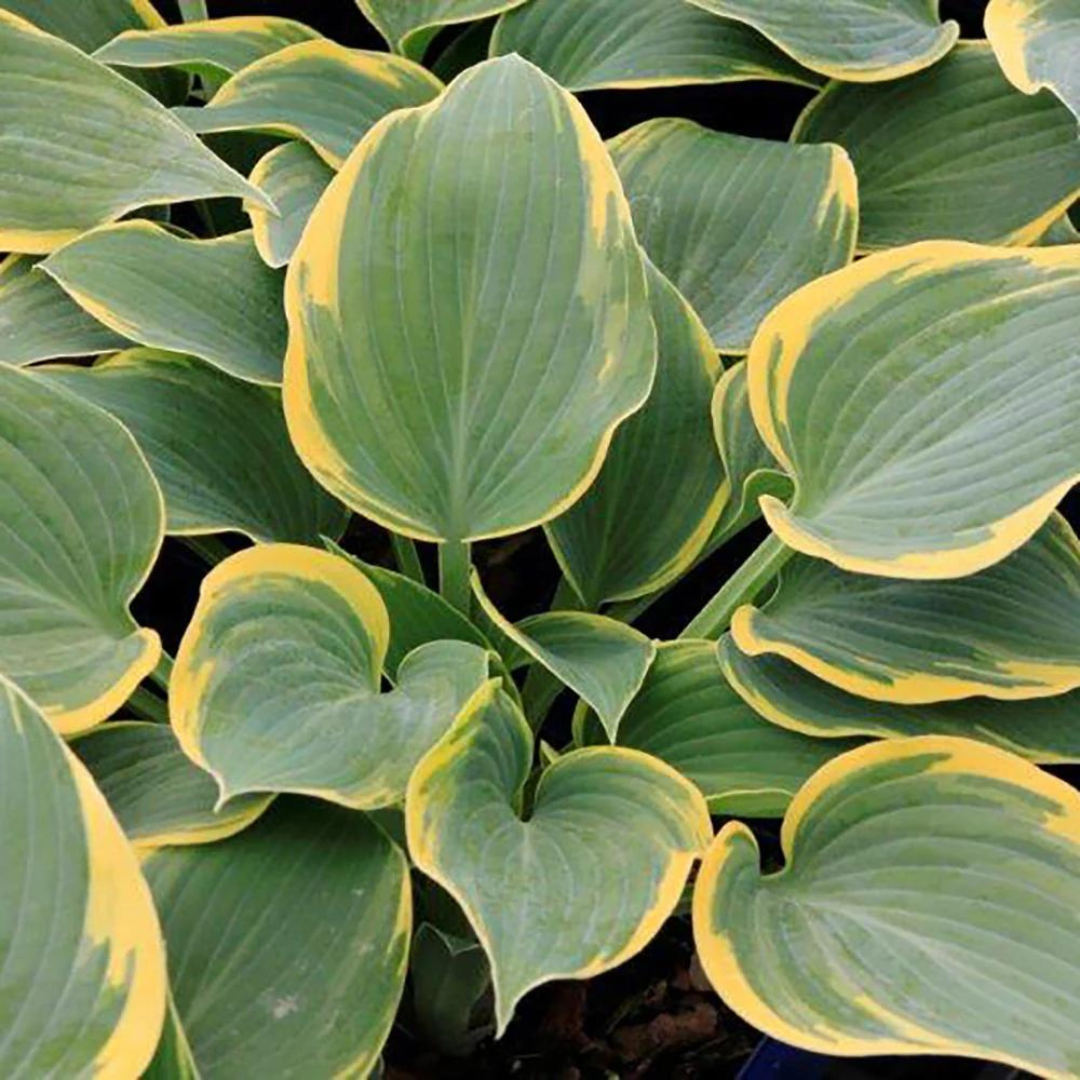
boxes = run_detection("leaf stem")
[438,538,472,614]
[148,653,174,694]
[178,0,209,21]
[181,534,233,566]
[390,534,426,585]
[679,532,793,639]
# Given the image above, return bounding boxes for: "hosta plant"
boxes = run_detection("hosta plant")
[1,0,1080,1077]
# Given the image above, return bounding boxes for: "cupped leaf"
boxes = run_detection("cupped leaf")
[794,44,1080,250]
[42,223,287,384]
[710,361,792,545]
[718,635,1080,762]
[172,543,490,808]
[612,641,863,815]
[693,736,1080,1075]
[246,141,334,268]
[144,798,411,1079]
[41,349,348,543]
[472,571,655,741]
[94,15,321,81]
[986,0,1080,121]
[407,680,712,1033]
[490,0,818,92]
[687,0,959,81]
[0,365,163,734]
[359,0,529,59]
[0,254,129,366]
[173,39,443,168]
[0,10,266,254]
[610,118,856,352]
[73,721,271,849]
[731,514,1080,704]
[749,241,1080,578]
[547,261,726,606]
[284,56,656,543]
[0,677,166,1078]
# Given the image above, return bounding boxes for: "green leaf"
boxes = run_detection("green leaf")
[42,224,287,384]
[986,0,1080,121]
[730,513,1080,704]
[748,241,1080,578]
[358,0,529,59]
[472,571,655,741]
[489,0,819,92]
[693,736,1080,1075]
[172,543,490,808]
[709,360,793,546]
[406,680,711,1033]
[609,118,857,352]
[718,634,1080,762]
[613,641,863,816]
[0,365,163,734]
[41,349,348,543]
[246,141,334,268]
[0,677,166,1078]
[94,15,321,82]
[173,39,443,168]
[0,10,267,254]
[794,44,1080,250]
[1038,213,1080,245]
[284,56,656,543]
[546,261,726,606]
[0,253,129,366]
[143,992,201,1080]
[410,923,491,1055]
[687,0,959,81]
[144,798,411,1078]
[73,721,271,850]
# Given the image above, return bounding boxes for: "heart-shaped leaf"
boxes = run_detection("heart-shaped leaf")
[172,543,490,808]
[284,55,656,543]
[490,0,819,92]
[693,736,1080,1076]
[749,241,1080,578]
[359,0,529,58]
[0,365,163,734]
[42,349,348,544]
[144,798,410,1078]
[0,677,166,1078]
[42,224,287,385]
[794,44,1080,250]
[610,118,856,352]
[407,680,712,1032]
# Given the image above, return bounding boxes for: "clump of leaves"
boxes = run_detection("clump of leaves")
[1,1,1079,1077]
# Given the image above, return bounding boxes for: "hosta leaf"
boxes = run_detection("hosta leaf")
[0,254,129,366]
[794,44,1080,250]
[42,224,287,384]
[172,544,490,808]
[718,635,1080,763]
[986,0,1080,121]
[407,680,712,1032]
[1038,213,1080,245]
[749,241,1080,578]
[94,15,321,81]
[613,641,863,816]
[173,40,443,168]
[547,261,726,606]
[0,365,163,735]
[610,118,856,352]
[246,141,334,268]
[358,0,528,59]
[693,736,1080,1075]
[472,572,655,741]
[0,10,266,254]
[489,0,819,92]
[73,721,271,850]
[0,677,166,1078]
[42,350,348,543]
[710,361,792,545]
[731,514,1080,704]
[144,799,411,1078]
[284,56,656,543]
[144,993,200,1080]
[687,0,959,81]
